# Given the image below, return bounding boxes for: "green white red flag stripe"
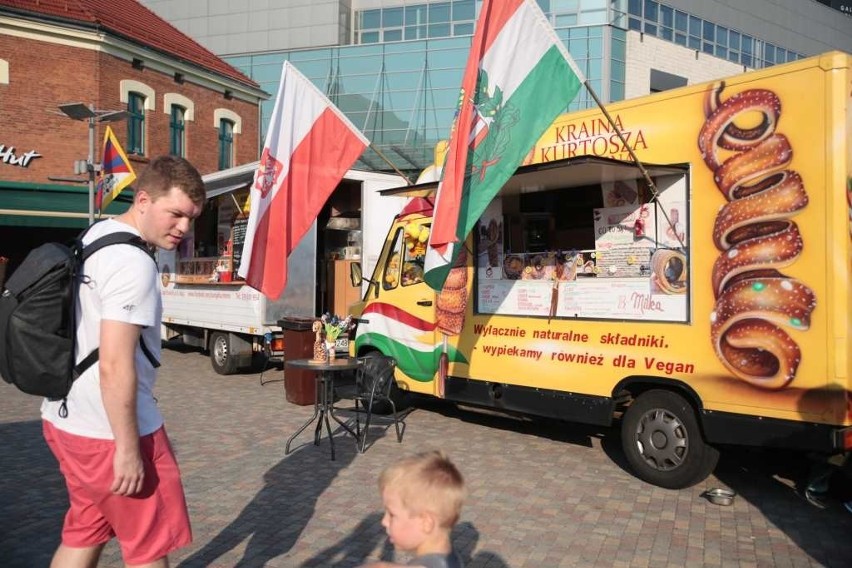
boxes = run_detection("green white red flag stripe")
[355,303,468,381]
[237,61,369,299]
[424,0,584,290]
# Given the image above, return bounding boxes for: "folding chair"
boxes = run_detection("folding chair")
[334,354,403,452]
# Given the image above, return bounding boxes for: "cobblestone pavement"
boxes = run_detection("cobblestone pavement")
[2,346,851,567]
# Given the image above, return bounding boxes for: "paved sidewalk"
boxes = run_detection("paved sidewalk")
[1,347,851,567]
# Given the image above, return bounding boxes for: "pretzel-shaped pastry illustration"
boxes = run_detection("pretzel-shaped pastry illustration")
[650,249,687,294]
[699,82,816,390]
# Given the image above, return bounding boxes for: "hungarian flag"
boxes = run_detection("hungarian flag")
[423,0,584,290]
[237,61,369,299]
[96,125,136,213]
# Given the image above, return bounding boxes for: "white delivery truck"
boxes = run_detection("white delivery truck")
[157,163,406,374]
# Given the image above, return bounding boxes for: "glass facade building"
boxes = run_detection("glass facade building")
[225,0,807,174]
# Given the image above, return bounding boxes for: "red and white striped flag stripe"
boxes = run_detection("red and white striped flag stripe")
[237,61,369,299]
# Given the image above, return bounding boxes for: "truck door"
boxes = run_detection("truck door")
[361,218,439,392]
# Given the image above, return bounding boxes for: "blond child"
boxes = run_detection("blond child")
[362,450,466,568]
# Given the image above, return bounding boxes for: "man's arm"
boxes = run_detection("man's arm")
[99,318,145,496]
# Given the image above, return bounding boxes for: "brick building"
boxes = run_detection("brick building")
[0,0,267,276]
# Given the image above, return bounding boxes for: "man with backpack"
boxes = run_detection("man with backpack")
[40,156,205,567]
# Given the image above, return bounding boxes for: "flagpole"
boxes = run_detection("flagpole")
[368,144,414,185]
[582,80,686,250]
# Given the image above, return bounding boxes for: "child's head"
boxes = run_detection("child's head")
[378,451,465,553]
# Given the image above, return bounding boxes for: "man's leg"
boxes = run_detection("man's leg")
[126,557,169,568]
[50,542,105,568]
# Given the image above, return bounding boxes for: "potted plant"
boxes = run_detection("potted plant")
[320,313,352,360]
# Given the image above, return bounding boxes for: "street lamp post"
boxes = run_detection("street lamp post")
[58,103,129,225]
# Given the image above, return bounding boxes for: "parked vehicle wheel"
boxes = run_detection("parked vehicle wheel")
[210,331,239,375]
[621,389,719,489]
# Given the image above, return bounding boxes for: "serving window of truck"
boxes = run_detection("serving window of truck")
[472,157,690,323]
[175,189,249,285]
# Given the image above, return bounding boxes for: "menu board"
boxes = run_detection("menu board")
[231,216,248,272]
[478,278,687,322]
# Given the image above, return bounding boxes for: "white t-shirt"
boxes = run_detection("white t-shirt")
[41,219,163,439]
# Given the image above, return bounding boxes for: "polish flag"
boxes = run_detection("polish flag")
[237,61,369,299]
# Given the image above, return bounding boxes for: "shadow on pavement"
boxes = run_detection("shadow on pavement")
[178,428,380,568]
[0,419,65,568]
[412,395,609,449]
[712,446,852,567]
[300,517,510,568]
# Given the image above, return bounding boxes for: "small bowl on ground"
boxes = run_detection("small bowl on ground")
[702,488,736,506]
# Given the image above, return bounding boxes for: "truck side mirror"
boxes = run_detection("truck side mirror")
[349,262,363,287]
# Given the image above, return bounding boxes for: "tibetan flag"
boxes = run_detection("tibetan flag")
[237,61,369,300]
[96,125,136,213]
[423,0,584,291]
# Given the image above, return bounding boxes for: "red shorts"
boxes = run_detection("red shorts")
[43,421,192,564]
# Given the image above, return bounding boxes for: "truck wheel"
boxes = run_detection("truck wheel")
[210,332,239,375]
[621,389,719,489]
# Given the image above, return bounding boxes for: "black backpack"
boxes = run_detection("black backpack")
[0,230,160,402]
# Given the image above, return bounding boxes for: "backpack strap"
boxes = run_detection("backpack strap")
[72,231,160,379]
[73,337,161,379]
[82,232,154,262]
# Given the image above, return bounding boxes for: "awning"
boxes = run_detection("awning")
[0,181,130,228]
[203,161,258,199]
[379,155,689,197]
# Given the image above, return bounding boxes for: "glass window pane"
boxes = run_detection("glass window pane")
[689,15,702,36]
[688,35,699,50]
[644,22,657,36]
[587,58,601,80]
[643,0,658,22]
[742,54,753,67]
[628,0,642,17]
[360,31,379,43]
[569,38,587,57]
[453,0,475,21]
[578,10,606,25]
[553,0,579,12]
[429,2,451,23]
[428,23,451,38]
[383,7,403,27]
[716,27,728,47]
[612,37,626,60]
[674,32,686,46]
[611,81,624,101]
[383,29,402,42]
[729,51,740,64]
[729,31,740,50]
[716,46,728,59]
[765,44,775,62]
[405,25,425,40]
[674,10,687,32]
[611,59,625,79]
[588,37,602,58]
[702,42,713,55]
[628,17,641,31]
[702,21,714,41]
[660,27,672,41]
[453,22,473,35]
[361,10,380,29]
[660,5,673,27]
[776,48,787,63]
[742,35,753,54]
[556,13,578,26]
[405,5,427,25]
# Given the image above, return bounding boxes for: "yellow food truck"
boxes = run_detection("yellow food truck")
[350,51,851,488]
